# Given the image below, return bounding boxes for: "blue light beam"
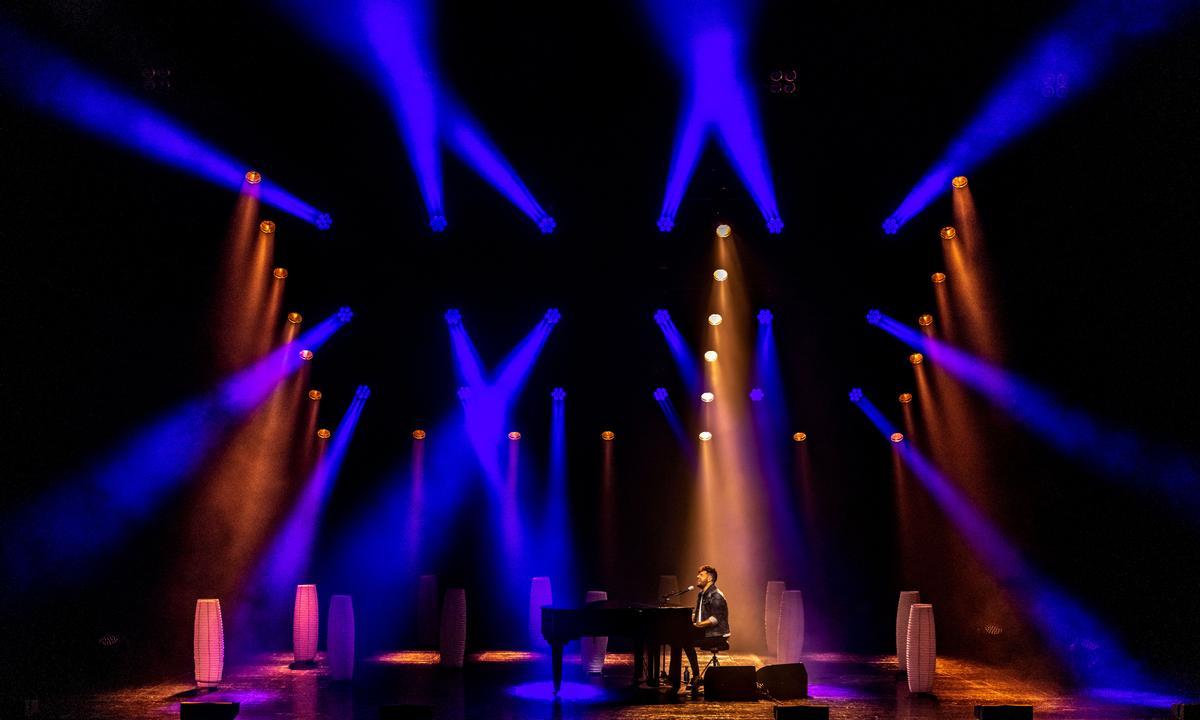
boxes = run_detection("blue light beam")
[0,21,328,227]
[867,310,1200,507]
[884,0,1198,232]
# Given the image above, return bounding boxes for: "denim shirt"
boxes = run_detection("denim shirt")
[694,584,731,638]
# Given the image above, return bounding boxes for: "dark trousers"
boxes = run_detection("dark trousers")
[684,635,727,678]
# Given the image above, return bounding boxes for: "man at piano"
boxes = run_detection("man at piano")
[684,564,731,690]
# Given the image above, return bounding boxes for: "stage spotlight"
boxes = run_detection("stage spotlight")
[299,350,314,361]
[704,350,718,362]
[444,308,462,326]
[508,431,521,441]
[757,309,773,325]
[918,314,934,326]
[849,388,863,403]
[749,388,764,402]
[657,216,674,232]
[698,431,712,442]
[716,224,732,238]
[601,431,615,441]
[952,175,968,189]
[654,309,671,325]
[708,313,723,326]
[337,306,353,323]
[899,392,913,404]
[792,432,807,442]
[550,387,567,401]
[287,312,303,324]
[317,428,331,439]
[767,216,784,234]
[940,226,958,240]
[713,268,728,282]
[308,390,322,401]
[412,429,426,440]
[273,267,288,279]
[653,387,669,401]
[355,385,371,400]
[883,217,900,235]
[866,309,882,325]
[909,353,924,365]
[931,272,946,284]
[701,392,714,403]
[537,216,557,234]
[544,308,561,325]
[315,213,333,231]
[457,386,471,400]
[259,220,276,234]
[891,432,904,443]
[245,170,262,184]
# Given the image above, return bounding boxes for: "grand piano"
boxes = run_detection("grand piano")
[541,602,693,693]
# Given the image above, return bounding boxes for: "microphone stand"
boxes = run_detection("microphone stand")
[658,588,692,683]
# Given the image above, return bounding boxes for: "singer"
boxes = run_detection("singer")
[683,564,731,690]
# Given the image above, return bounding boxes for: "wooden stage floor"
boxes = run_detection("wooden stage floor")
[47,650,1189,719]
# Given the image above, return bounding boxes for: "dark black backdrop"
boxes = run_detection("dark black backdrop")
[2,0,1199,690]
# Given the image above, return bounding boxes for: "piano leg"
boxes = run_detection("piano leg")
[647,644,660,688]
[551,642,564,694]
[632,636,645,687]
[668,643,683,691]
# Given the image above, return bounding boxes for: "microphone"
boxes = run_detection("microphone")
[662,585,696,599]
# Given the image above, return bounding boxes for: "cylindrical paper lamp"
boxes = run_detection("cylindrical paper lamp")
[417,575,439,647]
[327,594,355,681]
[293,584,319,663]
[906,603,936,694]
[193,599,224,688]
[895,591,921,673]
[777,590,805,663]
[440,588,467,668]
[580,590,609,673]
[529,577,553,649]
[765,581,786,656]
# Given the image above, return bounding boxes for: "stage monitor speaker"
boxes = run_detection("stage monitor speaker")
[379,705,434,719]
[180,702,239,720]
[1173,705,1200,719]
[774,706,830,719]
[974,705,1033,720]
[704,665,758,700]
[757,662,808,699]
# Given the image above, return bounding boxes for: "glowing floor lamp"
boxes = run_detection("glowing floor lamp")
[765,581,786,657]
[777,590,805,663]
[193,599,224,688]
[292,584,319,666]
[440,589,467,668]
[895,591,921,674]
[529,577,553,649]
[327,595,354,681]
[906,603,937,694]
[580,590,608,673]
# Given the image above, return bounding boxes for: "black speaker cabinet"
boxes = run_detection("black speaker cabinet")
[179,702,240,720]
[757,662,808,699]
[704,665,758,700]
[379,705,434,720]
[974,705,1033,719]
[774,705,830,719]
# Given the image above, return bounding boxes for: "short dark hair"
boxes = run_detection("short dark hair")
[699,565,718,582]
